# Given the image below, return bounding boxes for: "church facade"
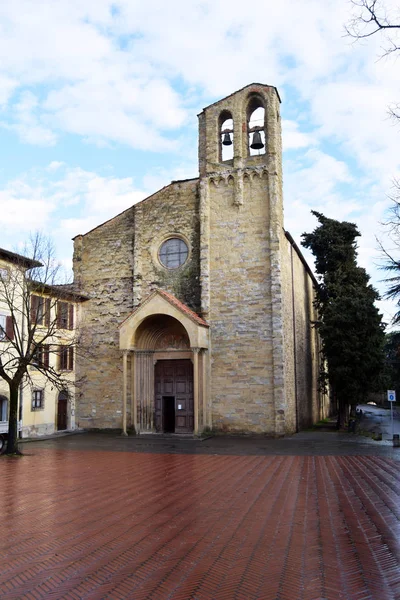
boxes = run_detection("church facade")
[72,83,329,436]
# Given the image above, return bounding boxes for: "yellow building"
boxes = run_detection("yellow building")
[0,249,85,445]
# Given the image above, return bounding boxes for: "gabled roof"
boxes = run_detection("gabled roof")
[0,247,42,269]
[200,82,281,113]
[30,280,89,302]
[120,289,209,329]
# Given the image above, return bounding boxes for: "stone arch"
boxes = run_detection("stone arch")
[134,314,191,350]
[219,109,234,162]
[246,93,266,156]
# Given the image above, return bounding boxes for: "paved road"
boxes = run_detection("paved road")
[357,403,400,440]
[1,432,399,599]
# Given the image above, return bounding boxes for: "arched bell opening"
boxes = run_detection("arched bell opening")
[247,95,266,156]
[219,109,234,162]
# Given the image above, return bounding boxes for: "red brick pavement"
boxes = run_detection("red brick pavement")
[0,450,399,599]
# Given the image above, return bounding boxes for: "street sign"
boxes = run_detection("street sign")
[387,390,396,403]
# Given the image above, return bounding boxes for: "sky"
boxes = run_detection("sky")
[0,0,400,326]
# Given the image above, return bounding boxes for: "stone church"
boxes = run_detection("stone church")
[72,83,329,436]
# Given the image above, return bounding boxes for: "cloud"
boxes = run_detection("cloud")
[282,120,316,150]
[0,0,400,320]
[1,91,57,145]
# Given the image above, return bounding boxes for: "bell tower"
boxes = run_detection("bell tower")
[198,83,286,435]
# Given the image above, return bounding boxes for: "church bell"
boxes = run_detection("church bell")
[250,130,264,150]
[222,132,232,146]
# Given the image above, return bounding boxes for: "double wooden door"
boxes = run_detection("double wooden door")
[155,360,193,433]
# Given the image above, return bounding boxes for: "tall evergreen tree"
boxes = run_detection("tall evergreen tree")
[302,211,386,427]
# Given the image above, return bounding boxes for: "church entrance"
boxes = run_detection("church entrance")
[155,360,193,433]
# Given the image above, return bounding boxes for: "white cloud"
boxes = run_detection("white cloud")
[282,120,316,150]
[0,0,400,320]
[1,91,57,145]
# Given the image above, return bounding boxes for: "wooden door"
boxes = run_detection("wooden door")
[154,360,193,433]
[57,396,68,431]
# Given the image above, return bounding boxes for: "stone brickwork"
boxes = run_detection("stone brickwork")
[198,84,288,434]
[73,180,200,430]
[281,233,329,433]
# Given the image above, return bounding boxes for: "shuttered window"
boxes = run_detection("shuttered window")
[32,345,50,368]
[57,302,74,330]
[31,295,50,326]
[58,346,74,371]
[0,314,14,341]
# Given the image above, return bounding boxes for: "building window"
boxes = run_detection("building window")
[32,344,50,368]
[159,238,188,269]
[57,301,74,330]
[0,315,5,341]
[0,314,14,341]
[32,390,44,411]
[0,396,8,421]
[58,346,74,371]
[31,295,50,327]
[0,268,8,281]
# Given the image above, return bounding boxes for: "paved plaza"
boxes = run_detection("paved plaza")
[0,433,399,599]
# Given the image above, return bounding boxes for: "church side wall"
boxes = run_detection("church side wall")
[281,238,297,433]
[281,235,325,432]
[73,210,135,429]
[209,173,275,433]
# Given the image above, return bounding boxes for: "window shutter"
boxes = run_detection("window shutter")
[5,316,14,341]
[45,299,51,327]
[43,345,49,368]
[69,347,74,370]
[31,295,38,323]
[57,302,61,328]
[68,304,74,330]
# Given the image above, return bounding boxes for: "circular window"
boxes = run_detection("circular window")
[159,238,188,269]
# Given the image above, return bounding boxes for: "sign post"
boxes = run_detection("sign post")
[387,390,396,437]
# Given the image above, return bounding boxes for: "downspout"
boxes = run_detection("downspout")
[290,244,299,433]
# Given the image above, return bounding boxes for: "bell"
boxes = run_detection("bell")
[250,130,264,150]
[222,132,232,146]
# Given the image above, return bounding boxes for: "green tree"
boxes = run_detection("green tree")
[302,211,386,427]
[382,331,400,393]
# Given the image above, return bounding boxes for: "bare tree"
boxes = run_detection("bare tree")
[346,1,400,51]
[0,234,78,455]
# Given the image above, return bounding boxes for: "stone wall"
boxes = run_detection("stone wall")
[73,180,199,430]
[281,233,329,432]
[133,179,200,312]
[198,83,286,435]
[207,173,275,433]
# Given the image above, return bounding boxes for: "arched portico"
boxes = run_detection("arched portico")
[119,290,209,435]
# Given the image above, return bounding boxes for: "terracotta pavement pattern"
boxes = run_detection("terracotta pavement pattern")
[0,451,399,600]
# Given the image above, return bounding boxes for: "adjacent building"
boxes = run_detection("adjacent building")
[0,248,85,444]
